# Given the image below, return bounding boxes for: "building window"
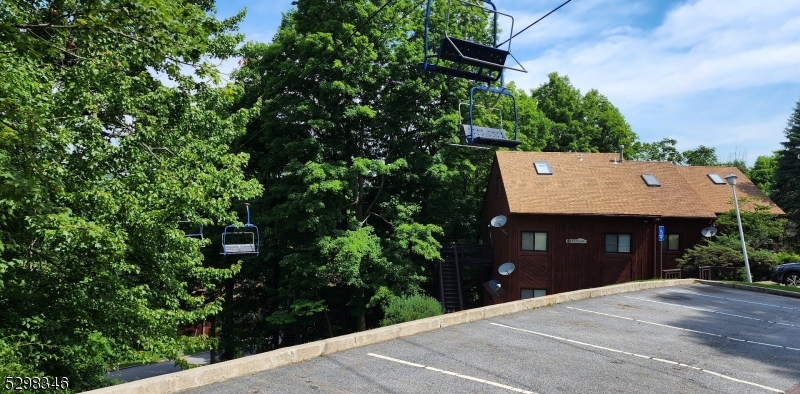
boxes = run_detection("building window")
[521,289,547,299]
[522,231,547,251]
[605,233,631,253]
[661,234,680,251]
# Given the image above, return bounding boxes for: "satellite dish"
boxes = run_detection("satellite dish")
[498,262,516,275]
[490,215,507,228]
[483,279,506,299]
[701,227,718,238]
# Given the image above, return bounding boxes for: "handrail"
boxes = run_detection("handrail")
[439,255,446,308]
[453,244,464,310]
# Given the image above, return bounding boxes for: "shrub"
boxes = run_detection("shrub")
[775,252,800,264]
[677,234,780,279]
[380,294,443,327]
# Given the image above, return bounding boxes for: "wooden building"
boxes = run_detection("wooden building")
[479,151,783,303]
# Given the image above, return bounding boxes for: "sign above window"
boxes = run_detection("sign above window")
[566,238,587,244]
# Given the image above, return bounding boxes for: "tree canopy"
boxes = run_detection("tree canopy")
[772,98,800,227]
[0,0,260,389]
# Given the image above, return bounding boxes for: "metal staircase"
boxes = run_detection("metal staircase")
[439,247,463,312]
[439,244,495,312]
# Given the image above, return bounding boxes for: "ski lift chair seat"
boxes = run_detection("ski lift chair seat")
[439,36,509,72]
[222,243,257,255]
[462,124,521,148]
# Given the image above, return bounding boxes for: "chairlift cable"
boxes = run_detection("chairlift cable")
[496,0,572,47]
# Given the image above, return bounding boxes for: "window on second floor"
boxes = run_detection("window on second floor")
[522,231,547,252]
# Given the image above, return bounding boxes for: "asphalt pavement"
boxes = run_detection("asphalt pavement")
[183,284,800,394]
[105,352,210,383]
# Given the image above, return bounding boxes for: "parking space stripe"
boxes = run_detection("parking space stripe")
[671,290,800,311]
[568,306,800,352]
[489,322,784,393]
[366,353,537,394]
[624,296,800,328]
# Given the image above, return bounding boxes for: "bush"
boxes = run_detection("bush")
[775,252,800,264]
[677,235,778,280]
[380,295,443,327]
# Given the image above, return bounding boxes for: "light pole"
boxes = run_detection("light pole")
[724,174,753,283]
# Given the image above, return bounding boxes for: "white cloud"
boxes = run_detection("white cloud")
[509,0,800,102]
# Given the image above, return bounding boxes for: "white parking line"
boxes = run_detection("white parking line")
[489,322,783,393]
[671,289,800,311]
[568,306,800,352]
[624,296,800,328]
[367,353,537,393]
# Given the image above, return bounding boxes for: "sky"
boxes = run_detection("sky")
[214,0,800,165]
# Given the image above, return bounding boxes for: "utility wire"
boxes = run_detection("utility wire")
[497,0,572,47]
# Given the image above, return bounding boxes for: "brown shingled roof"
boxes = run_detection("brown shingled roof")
[675,166,784,215]
[495,151,784,218]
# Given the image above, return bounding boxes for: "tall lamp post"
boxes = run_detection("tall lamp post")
[724,173,753,283]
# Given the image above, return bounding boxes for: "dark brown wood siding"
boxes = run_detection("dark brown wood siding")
[656,218,713,272]
[485,214,712,303]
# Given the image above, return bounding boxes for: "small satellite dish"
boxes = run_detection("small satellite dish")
[490,215,507,228]
[498,262,516,275]
[483,279,506,299]
[701,227,718,238]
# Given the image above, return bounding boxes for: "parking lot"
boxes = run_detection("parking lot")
[185,284,800,394]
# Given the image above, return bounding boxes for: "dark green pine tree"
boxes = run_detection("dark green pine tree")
[772,98,800,236]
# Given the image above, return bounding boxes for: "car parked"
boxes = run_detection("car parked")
[771,262,800,287]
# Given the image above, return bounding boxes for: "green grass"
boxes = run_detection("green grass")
[721,281,800,293]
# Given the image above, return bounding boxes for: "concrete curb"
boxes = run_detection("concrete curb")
[696,279,800,299]
[85,279,696,394]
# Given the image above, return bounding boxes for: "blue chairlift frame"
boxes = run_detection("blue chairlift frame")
[179,212,204,240]
[221,203,260,256]
[459,84,521,148]
[179,220,204,239]
[420,0,527,83]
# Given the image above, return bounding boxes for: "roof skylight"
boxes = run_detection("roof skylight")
[641,174,661,187]
[707,173,726,185]
[534,161,552,175]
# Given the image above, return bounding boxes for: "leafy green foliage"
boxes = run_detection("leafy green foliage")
[380,294,443,327]
[749,153,779,196]
[678,198,787,280]
[682,145,719,166]
[530,73,639,154]
[0,0,260,389]
[772,98,800,232]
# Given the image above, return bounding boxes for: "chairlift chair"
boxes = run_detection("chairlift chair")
[178,213,204,240]
[420,0,527,83]
[458,84,521,148]
[221,203,260,256]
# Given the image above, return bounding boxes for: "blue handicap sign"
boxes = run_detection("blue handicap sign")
[658,226,665,242]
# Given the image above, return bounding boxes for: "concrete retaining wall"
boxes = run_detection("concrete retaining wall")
[85,279,697,394]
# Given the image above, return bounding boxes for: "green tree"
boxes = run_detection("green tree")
[677,197,787,280]
[630,138,684,164]
[749,152,779,196]
[772,98,800,228]
[531,73,638,154]
[0,1,260,389]
[682,145,718,166]
[232,0,461,342]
